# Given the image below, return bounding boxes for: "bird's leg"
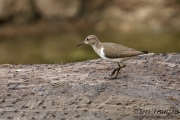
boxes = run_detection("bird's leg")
[110,63,126,79]
[110,63,121,76]
[109,67,119,76]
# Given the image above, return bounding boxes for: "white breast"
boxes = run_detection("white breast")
[92,46,101,57]
[100,47,106,59]
[93,47,124,63]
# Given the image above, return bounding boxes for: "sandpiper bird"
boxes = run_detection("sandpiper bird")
[76,35,148,79]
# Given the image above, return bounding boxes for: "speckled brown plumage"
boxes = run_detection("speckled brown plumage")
[102,43,148,58]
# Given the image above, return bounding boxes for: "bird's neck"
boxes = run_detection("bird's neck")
[91,41,102,56]
[91,41,102,49]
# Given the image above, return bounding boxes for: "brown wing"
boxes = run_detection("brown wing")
[103,43,147,58]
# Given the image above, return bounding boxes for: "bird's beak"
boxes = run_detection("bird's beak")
[76,41,84,47]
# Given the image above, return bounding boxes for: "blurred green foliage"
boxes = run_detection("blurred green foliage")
[0,30,179,64]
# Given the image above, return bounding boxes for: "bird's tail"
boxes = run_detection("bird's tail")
[140,51,155,56]
[141,51,148,54]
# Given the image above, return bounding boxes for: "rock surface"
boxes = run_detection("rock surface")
[0,53,180,119]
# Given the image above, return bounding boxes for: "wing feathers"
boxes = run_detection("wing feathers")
[103,43,147,58]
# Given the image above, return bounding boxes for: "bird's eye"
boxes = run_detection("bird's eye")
[86,38,90,41]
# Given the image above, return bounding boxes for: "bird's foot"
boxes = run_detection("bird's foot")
[107,63,126,79]
[109,68,121,79]
[104,75,117,80]
[122,64,126,68]
[109,69,116,76]
[109,76,117,80]
[109,67,121,76]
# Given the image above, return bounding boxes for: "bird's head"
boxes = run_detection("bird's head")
[76,35,99,47]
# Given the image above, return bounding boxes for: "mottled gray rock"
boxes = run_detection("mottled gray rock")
[0,53,179,119]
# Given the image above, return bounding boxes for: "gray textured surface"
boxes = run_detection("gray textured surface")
[0,53,179,120]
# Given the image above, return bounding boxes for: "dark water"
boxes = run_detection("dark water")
[0,31,179,64]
